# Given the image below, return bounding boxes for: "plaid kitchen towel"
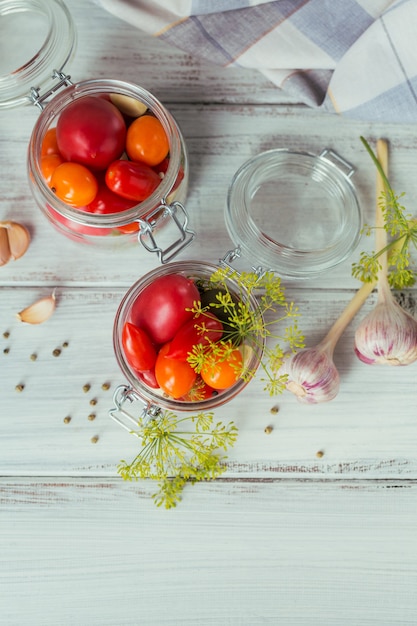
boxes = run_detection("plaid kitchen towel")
[93,0,417,123]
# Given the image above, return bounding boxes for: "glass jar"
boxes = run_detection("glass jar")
[28,78,191,256]
[111,260,265,428]
[226,149,362,280]
[1,0,193,260]
[0,0,76,108]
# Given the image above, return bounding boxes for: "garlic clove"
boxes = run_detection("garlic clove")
[0,221,30,263]
[110,93,148,118]
[0,226,11,266]
[17,291,56,324]
[5,221,30,260]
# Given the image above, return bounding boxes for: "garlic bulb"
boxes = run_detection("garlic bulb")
[354,279,417,366]
[354,138,417,366]
[281,343,340,404]
[281,282,374,404]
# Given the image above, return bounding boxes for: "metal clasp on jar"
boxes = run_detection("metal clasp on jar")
[109,384,162,434]
[137,200,195,264]
[220,246,269,280]
[319,149,356,179]
[30,70,73,110]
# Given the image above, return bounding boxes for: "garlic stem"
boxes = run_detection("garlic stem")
[375,139,389,271]
[374,139,391,306]
[319,281,376,355]
[281,280,375,404]
[319,141,387,350]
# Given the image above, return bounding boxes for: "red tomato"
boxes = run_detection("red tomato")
[85,178,140,233]
[126,115,169,166]
[41,127,60,156]
[105,159,160,202]
[41,153,64,184]
[165,312,223,360]
[130,273,201,345]
[56,96,126,170]
[201,344,243,390]
[137,368,160,389]
[45,203,112,237]
[155,342,196,399]
[50,162,98,207]
[122,322,157,372]
[87,179,137,214]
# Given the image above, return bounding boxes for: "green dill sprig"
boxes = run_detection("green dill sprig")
[190,267,304,396]
[117,268,302,509]
[117,410,238,509]
[352,136,417,288]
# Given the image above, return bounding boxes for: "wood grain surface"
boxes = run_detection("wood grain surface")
[1,1,417,624]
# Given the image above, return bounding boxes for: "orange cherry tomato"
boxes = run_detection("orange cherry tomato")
[50,162,98,207]
[41,127,60,156]
[201,344,243,390]
[41,153,65,184]
[155,342,197,399]
[117,221,140,234]
[181,378,216,402]
[126,115,169,166]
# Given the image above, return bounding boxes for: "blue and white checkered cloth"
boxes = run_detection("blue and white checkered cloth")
[94,0,417,123]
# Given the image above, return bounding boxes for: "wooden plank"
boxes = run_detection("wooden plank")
[1,287,417,478]
[1,478,417,625]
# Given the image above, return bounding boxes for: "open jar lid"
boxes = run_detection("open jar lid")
[225,148,362,280]
[0,0,76,108]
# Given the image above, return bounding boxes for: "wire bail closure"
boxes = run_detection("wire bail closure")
[138,200,195,263]
[220,246,268,280]
[30,70,73,110]
[109,384,162,435]
[319,149,356,179]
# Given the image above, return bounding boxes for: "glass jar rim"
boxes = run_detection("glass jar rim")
[0,0,76,109]
[225,148,362,280]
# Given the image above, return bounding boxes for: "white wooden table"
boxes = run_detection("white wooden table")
[2,2,417,624]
